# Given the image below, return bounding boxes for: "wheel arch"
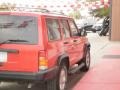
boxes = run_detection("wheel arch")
[57,54,70,70]
[83,42,91,57]
[86,42,91,49]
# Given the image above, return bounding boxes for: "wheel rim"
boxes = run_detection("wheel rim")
[59,67,67,90]
[86,51,90,67]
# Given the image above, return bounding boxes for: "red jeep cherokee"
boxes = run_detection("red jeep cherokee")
[0,11,90,90]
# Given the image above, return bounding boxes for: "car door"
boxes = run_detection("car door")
[45,18,63,68]
[60,19,76,65]
[68,19,85,63]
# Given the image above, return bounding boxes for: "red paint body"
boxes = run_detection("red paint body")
[0,11,88,73]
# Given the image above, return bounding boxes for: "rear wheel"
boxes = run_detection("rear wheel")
[47,63,68,90]
[57,64,67,90]
[81,48,90,72]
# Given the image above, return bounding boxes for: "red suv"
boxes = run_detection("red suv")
[0,11,90,90]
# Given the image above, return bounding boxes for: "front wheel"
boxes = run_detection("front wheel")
[81,48,91,72]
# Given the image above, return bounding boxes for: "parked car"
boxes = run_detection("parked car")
[91,18,104,32]
[0,10,91,90]
[76,17,105,33]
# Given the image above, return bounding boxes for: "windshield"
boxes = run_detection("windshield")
[0,15,38,44]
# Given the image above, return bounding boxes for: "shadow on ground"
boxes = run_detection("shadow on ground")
[0,71,86,90]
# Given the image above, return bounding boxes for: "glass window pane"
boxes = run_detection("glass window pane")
[69,20,78,36]
[46,18,61,41]
[60,20,70,38]
[0,15,38,44]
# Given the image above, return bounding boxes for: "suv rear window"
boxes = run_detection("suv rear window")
[0,15,38,44]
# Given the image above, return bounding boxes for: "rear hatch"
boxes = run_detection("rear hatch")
[0,14,39,72]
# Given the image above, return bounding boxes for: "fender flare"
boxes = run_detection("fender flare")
[86,42,91,48]
[83,42,91,57]
[56,53,69,68]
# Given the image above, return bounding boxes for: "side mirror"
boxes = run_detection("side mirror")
[79,29,87,36]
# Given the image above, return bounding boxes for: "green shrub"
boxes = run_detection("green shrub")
[93,7,110,18]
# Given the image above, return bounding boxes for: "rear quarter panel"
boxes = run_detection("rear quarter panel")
[42,16,65,68]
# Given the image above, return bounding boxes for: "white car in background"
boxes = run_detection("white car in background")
[75,17,96,29]
[92,18,104,32]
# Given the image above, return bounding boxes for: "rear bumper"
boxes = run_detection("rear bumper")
[0,66,58,82]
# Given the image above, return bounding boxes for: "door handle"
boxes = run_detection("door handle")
[64,42,69,44]
[73,40,78,42]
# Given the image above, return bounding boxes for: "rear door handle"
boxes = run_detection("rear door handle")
[73,40,78,42]
[64,42,69,44]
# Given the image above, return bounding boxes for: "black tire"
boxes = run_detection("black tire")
[81,48,90,72]
[47,63,68,90]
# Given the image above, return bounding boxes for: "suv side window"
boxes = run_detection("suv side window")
[69,20,79,36]
[60,20,70,38]
[46,18,61,41]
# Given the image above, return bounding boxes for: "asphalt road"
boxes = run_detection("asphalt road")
[0,33,109,90]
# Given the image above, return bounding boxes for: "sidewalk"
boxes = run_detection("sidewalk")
[87,33,110,66]
[73,40,120,90]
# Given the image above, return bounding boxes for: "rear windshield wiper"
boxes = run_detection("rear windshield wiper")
[0,39,28,45]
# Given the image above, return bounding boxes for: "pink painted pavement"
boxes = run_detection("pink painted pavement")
[73,47,120,90]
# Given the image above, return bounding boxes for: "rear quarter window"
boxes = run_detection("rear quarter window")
[46,18,61,41]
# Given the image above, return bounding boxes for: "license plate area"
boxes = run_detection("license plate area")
[0,52,7,63]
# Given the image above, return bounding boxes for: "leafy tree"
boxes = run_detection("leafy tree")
[69,10,81,20]
[92,7,110,18]
[0,3,15,11]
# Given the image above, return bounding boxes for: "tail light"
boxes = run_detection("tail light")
[38,51,48,70]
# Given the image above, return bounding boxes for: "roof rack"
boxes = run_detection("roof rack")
[13,7,49,12]
[12,7,65,15]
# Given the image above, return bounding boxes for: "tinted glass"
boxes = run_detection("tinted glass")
[46,18,61,41]
[60,20,70,38]
[0,15,38,44]
[69,20,79,36]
